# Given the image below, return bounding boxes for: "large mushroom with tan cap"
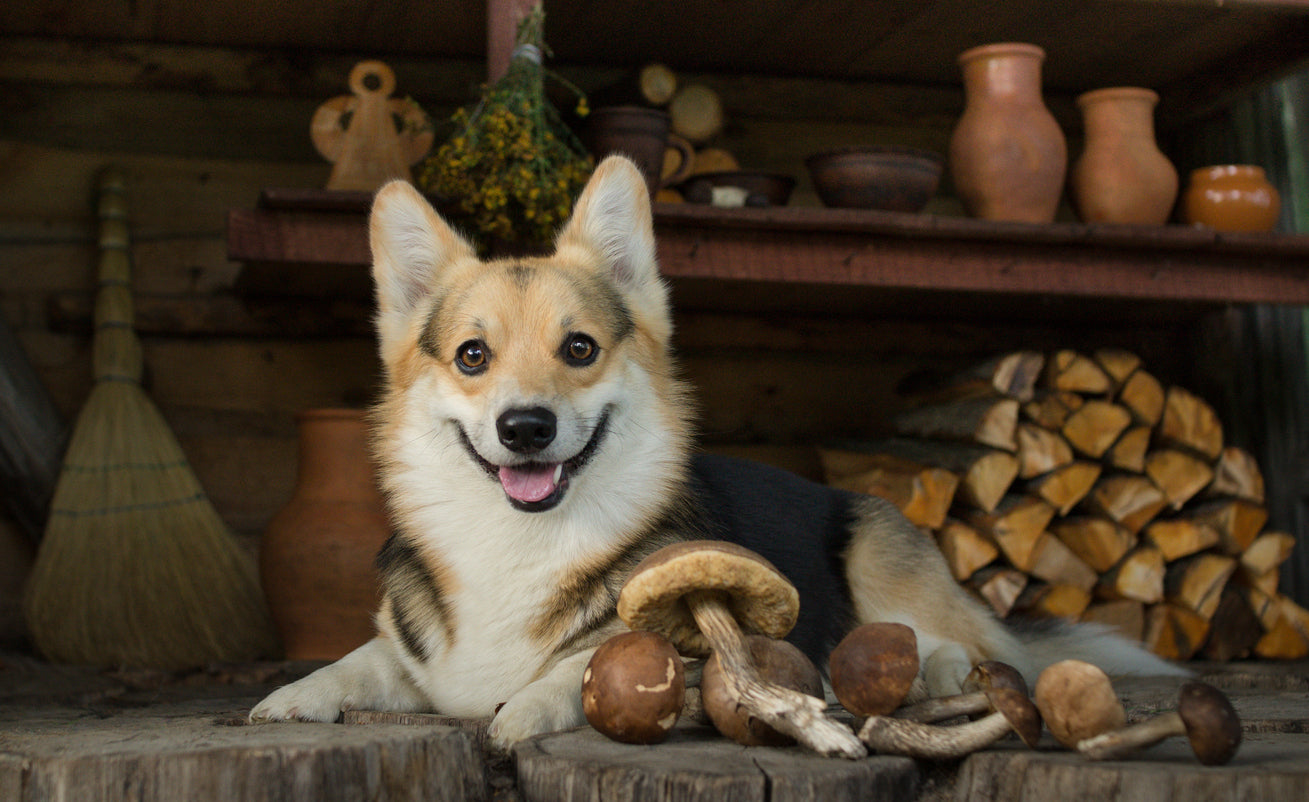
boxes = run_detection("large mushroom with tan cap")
[1034,659,1125,749]
[617,540,866,758]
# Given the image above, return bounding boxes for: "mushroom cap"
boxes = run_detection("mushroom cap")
[1034,659,1125,748]
[582,630,686,744]
[828,622,920,717]
[1177,680,1242,765]
[701,634,825,746]
[962,660,1029,697]
[616,540,799,657]
[988,687,1043,748]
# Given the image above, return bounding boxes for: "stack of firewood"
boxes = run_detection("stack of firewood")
[821,349,1308,662]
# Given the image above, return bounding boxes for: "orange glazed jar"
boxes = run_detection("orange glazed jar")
[1181,164,1281,232]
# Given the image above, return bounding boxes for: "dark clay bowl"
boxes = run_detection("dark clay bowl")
[805,147,943,211]
[681,171,796,207]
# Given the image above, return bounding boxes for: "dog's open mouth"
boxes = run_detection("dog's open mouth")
[459,410,610,513]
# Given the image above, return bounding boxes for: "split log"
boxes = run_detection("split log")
[1097,544,1165,604]
[1022,390,1084,430]
[1143,602,1211,660]
[1142,518,1220,562]
[935,518,999,581]
[1081,600,1146,642]
[1236,564,1281,597]
[1083,474,1169,534]
[1027,532,1099,591]
[1043,350,1111,394]
[1061,399,1132,459]
[1240,584,1280,630]
[965,495,1055,572]
[589,62,679,107]
[1206,446,1266,504]
[1159,386,1223,460]
[1163,553,1237,619]
[892,396,1018,451]
[1016,423,1073,479]
[903,351,1046,406]
[1239,531,1296,577]
[1144,448,1215,509]
[1116,369,1164,427]
[968,566,1028,618]
[1092,348,1142,388]
[1253,595,1309,660]
[1014,582,1092,620]
[1025,461,1101,516]
[668,83,724,143]
[686,147,740,176]
[1200,585,1262,661]
[825,453,958,529]
[831,439,1017,513]
[1190,498,1268,554]
[1104,425,1151,473]
[1050,516,1136,573]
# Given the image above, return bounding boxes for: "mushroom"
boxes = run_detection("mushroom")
[582,629,686,744]
[859,687,1041,759]
[1077,680,1242,765]
[1033,659,1125,748]
[828,622,920,717]
[893,660,1027,723]
[702,634,825,746]
[617,540,865,758]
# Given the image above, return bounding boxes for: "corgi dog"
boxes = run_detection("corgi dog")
[250,156,1182,748]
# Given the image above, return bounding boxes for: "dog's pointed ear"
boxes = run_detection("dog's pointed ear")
[555,156,661,297]
[369,180,475,348]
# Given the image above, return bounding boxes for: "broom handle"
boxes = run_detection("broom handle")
[92,167,144,386]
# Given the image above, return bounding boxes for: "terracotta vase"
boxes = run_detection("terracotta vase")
[1181,164,1281,232]
[1071,87,1178,225]
[949,43,1067,223]
[261,408,391,660]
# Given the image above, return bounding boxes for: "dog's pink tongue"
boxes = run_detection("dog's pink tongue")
[499,464,560,503]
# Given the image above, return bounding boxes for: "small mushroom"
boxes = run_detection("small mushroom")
[1034,659,1125,748]
[859,687,1042,759]
[1077,680,1241,765]
[617,540,865,758]
[702,634,824,746]
[893,660,1027,723]
[582,630,685,744]
[828,622,920,717]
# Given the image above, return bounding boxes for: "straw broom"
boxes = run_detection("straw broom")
[23,167,280,669]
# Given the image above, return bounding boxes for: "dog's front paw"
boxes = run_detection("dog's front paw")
[249,674,356,723]
[487,691,585,750]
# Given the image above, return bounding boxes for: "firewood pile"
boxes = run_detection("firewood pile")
[821,349,1308,662]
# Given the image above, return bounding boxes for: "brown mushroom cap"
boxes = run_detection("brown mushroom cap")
[582,630,686,744]
[828,622,920,717]
[963,660,1029,697]
[616,540,800,657]
[1034,659,1126,748]
[1177,681,1242,765]
[701,634,825,746]
[989,687,1043,747]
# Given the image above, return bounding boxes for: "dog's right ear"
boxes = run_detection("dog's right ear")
[369,180,475,351]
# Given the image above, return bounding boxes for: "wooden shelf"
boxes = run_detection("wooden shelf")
[227,189,1309,325]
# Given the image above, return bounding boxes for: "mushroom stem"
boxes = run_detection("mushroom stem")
[1077,711,1185,760]
[685,589,866,758]
[860,710,1013,759]
[893,691,990,723]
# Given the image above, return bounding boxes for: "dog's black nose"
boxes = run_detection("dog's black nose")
[496,407,557,454]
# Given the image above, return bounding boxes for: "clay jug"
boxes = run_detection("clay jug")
[1071,87,1178,225]
[584,106,694,196]
[261,408,391,660]
[1181,164,1281,232]
[950,43,1067,223]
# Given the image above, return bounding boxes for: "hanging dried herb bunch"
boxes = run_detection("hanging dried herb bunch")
[417,3,592,251]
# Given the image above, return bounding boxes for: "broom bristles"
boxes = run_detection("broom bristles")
[24,167,280,669]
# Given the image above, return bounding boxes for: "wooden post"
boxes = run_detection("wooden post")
[487,0,540,82]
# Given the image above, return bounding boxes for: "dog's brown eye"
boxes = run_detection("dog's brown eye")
[563,333,598,366]
[456,340,488,374]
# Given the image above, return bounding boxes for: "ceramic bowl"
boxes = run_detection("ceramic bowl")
[805,146,944,211]
[680,171,796,207]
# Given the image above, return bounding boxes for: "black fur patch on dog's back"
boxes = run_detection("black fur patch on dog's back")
[687,454,857,666]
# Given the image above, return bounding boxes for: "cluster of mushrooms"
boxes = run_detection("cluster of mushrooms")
[582,540,1242,766]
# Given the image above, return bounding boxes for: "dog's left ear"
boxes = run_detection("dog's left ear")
[555,156,663,301]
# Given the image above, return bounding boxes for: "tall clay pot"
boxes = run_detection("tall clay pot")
[949,43,1067,223]
[1070,87,1178,225]
[261,409,391,660]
